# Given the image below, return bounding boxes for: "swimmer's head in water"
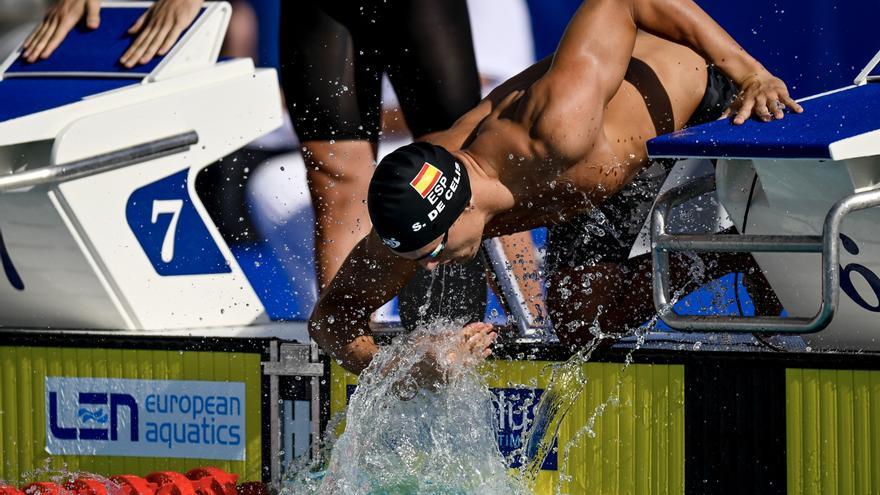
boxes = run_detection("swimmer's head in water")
[368,142,472,253]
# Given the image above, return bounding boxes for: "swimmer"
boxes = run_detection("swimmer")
[312,0,802,376]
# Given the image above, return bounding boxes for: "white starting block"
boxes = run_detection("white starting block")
[647,50,880,351]
[0,2,283,330]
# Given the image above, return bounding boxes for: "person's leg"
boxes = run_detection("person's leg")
[279,1,382,290]
[547,258,654,348]
[221,0,258,60]
[384,0,481,138]
[543,177,659,346]
[301,141,376,289]
[547,250,783,348]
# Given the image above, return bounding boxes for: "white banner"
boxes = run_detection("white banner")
[45,377,246,460]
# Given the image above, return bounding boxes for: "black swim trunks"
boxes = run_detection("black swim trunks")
[280,0,481,142]
[545,65,738,271]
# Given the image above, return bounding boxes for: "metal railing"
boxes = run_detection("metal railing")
[855,47,880,85]
[263,342,323,487]
[651,174,880,333]
[481,238,555,341]
[0,131,198,193]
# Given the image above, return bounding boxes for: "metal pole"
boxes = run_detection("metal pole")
[482,238,532,336]
[656,234,822,253]
[268,340,281,487]
[310,342,321,463]
[0,131,198,192]
[481,238,554,341]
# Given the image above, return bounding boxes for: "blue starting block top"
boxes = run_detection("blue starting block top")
[648,83,880,161]
[4,7,182,77]
[0,78,135,123]
[0,5,206,123]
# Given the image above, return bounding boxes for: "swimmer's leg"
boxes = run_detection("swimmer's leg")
[546,252,782,348]
[547,258,655,348]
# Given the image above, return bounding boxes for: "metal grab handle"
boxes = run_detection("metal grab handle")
[651,174,880,333]
[481,238,555,341]
[0,131,199,193]
[854,47,880,86]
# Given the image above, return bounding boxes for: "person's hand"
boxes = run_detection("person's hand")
[394,322,497,399]
[722,71,803,125]
[441,321,497,366]
[22,0,101,63]
[120,0,204,68]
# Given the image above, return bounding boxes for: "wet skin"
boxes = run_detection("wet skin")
[310,0,803,375]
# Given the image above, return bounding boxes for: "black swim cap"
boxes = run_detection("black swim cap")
[368,142,471,252]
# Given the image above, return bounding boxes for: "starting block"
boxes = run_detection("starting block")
[0,2,283,331]
[647,49,880,351]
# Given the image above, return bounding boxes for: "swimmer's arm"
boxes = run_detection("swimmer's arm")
[308,231,417,375]
[549,0,800,124]
[561,0,761,90]
[631,0,761,84]
[548,0,638,108]
[630,0,803,121]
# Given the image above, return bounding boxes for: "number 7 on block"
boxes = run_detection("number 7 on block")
[151,199,184,263]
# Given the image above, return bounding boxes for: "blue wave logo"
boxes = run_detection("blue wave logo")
[78,407,108,425]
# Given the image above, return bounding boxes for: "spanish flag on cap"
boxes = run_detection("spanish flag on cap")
[409,162,442,198]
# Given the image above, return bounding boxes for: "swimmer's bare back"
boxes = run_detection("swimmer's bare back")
[310,0,801,375]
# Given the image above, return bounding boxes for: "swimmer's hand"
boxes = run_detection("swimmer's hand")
[441,321,497,367]
[22,0,101,63]
[722,71,803,125]
[120,0,204,68]
[394,322,497,399]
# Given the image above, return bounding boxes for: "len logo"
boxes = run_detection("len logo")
[49,391,139,441]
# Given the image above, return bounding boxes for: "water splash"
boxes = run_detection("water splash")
[284,320,525,495]
[14,461,123,494]
[553,326,652,495]
[516,342,593,487]
[517,254,702,493]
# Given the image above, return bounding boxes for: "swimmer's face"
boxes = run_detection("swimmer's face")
[398,201,485,271]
